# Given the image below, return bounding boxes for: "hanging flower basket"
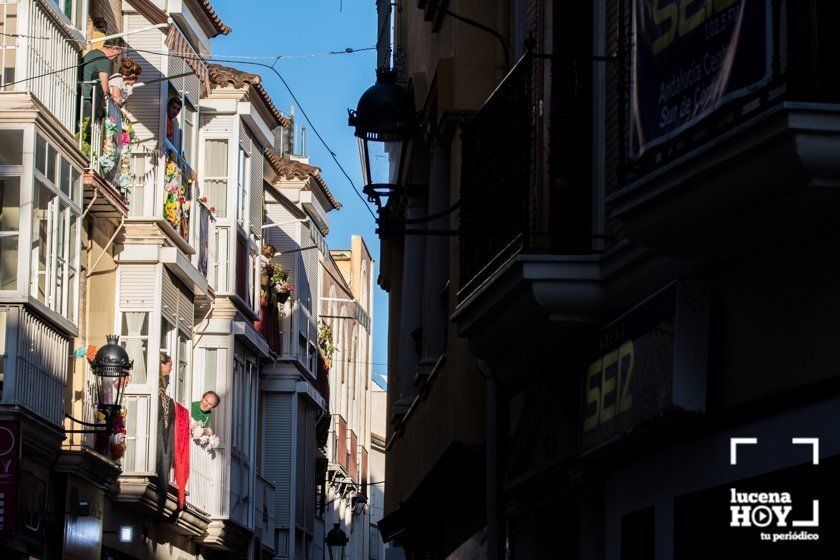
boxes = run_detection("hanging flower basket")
[276,287,291,304]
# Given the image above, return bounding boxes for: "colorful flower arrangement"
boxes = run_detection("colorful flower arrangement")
[163,153,193,240]
[190,419,220,453]
[98,116,120,176]
[116,116,138,196]
[106,407,127,461]
[272,264,294,295]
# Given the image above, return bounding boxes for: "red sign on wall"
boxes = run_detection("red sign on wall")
[0,420,19,533]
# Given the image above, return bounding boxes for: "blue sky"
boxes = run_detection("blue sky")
[210,1,388,381]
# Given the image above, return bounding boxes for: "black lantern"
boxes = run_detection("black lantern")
[66,335,133,435]
[326,522,349,560]
[348,68,417,211]
[91,334,133,412]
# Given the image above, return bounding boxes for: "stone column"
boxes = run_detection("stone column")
[393,187,427,419]
[417,132,451,379]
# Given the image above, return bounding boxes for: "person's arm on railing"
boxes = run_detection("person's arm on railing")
[99,71,110,101]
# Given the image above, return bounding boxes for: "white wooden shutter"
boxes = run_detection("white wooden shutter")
[119,264,156,309]
[263,393,293,529]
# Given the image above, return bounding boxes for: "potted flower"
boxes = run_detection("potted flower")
[272,264,294,304]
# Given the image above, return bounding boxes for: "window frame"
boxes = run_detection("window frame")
[200,135,231,220]
[236,143,249,230]
[30,133,82,323]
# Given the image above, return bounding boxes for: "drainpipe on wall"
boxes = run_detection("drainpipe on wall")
[477,359,502,560]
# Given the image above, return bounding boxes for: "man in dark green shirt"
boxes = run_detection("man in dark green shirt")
[191,390,220,435]
[79,38,125,124]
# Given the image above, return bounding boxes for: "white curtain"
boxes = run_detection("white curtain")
[124,312,147,383]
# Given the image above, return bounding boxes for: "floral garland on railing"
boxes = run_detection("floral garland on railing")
[163,153,193,240]
[197,195,218,222]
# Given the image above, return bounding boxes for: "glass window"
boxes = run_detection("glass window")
[46,144,56,184]
[31,180,54,305]
[31,137,82,321]
[183,102,197,167]
[121,312,149,384]
[0,177,20,290]
[59,158,71,196]
[0,130,22,165]
[203,139,228,218]
[236,147,248,228]
[0,3,18,90]
[0,309,6,395]
[203,348,217,394]
[35,135,47,175]
[176,332,188,405]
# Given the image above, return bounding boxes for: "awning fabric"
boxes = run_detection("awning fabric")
[165,27,211,93]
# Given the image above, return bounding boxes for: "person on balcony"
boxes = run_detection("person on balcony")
[109,57,142,107]
[156,352,176,509]
[79,36,125,126]
[191,391,220,436]
[257,244,283,351]
[165,97,183,151]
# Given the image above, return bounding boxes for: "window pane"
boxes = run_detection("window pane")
[0,0,14,89]
[0,310,5,393]
[46,144,56,183]
[204,180,227,218]
[0,130,22,165]
[122,312,149,384]
[177,334,187,404]
[59,158,71,196]
[35,135,46,175]
[68,212,78,270]
[31,181,54,304]
[204,348,217,394]
[0,237,17,290]
[71,168,81,206]
[0,176,20,232]
[184,103,196,165]
[204,139,228,176]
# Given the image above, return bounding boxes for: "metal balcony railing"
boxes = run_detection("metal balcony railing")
[458,56,534,299]
[0,306,68,427]
[78,87,132,200]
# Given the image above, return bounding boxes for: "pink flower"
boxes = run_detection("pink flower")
[121,132,131,145]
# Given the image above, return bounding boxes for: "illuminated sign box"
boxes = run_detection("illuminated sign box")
[581,280,710,453]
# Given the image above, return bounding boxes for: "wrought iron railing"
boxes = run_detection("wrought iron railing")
[458,51,595,301]
[458,56,535,298]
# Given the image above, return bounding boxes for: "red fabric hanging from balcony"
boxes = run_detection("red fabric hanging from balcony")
[174,402,191,509]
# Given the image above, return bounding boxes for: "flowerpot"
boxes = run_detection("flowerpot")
[277,290,291,304]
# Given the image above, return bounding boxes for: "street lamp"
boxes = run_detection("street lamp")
[66,335,133,436]
[325,522,349,560]
[348,67,417,213]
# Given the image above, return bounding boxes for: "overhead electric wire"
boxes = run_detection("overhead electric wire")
[126,46,379,221]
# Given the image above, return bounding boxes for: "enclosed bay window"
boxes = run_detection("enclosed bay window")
[203,139,228,218]
[30,134,81,323]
